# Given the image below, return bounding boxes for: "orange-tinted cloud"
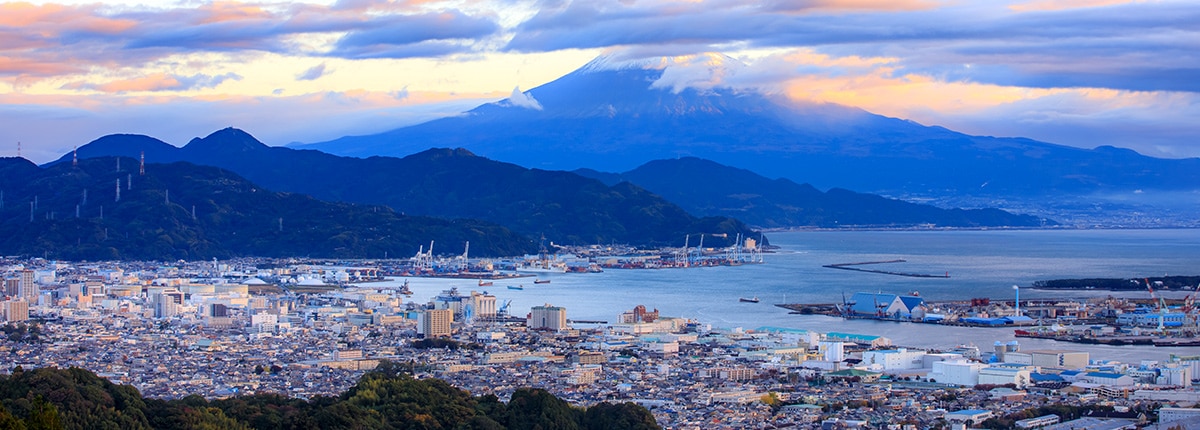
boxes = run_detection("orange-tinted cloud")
[1008,0,1147,12]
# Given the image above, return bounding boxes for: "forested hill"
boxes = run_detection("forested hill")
[59,128,762,248]
[0,156,536,260]
[0,365,661,429]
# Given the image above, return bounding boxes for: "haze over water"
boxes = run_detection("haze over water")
[392,229,1200,362]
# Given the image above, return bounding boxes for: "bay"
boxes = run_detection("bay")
[388,229,1200,363]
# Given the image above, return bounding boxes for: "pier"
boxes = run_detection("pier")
[822,259,950,278]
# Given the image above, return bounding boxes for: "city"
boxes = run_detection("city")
[5,257,1200,429]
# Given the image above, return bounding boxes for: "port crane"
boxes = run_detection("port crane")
[1183,283,1200,332]
[1146,278,1167,332]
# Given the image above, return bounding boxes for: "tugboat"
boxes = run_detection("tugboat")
[739,296,760,303]
[534,279,551,284]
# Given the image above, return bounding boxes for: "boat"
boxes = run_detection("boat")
[399,279,413,296]
[534,279,550,284]
[739,296,760,303]
[507,285,524,290]
[514,262,568,273]
[478,279,494,287]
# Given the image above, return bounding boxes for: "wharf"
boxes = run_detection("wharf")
[822,259,950,278]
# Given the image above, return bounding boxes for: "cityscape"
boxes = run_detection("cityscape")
[3,0,1199,429]
[5,252,1200,429]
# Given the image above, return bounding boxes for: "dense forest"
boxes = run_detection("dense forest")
[0,363,660,430]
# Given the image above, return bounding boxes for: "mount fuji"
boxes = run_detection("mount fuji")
[299,53,1200,221]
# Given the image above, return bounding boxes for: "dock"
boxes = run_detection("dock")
[822,259,950,278]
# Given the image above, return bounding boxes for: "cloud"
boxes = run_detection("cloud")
[505,0,1200,94]
[0,1,503,83]
[0,90,496,164]
[502,86,542,110]
[61,72,242,93]
[297,63,328,81]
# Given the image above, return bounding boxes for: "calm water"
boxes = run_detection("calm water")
[385,229,1200,362]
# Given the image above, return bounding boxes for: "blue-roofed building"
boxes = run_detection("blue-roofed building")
[962,317,1008,326]
[898,295,926,313]
[1003,315,1036,325]
[846,292,924,318]
[1077,372,1134,386]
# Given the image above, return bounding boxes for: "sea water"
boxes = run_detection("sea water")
[386,229,1200,362]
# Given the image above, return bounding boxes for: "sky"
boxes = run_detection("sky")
[1,0,1197,164]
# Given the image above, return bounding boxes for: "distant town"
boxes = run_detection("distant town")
[5,254,1200,430]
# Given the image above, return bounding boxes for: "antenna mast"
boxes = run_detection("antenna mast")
[139,151,145,175]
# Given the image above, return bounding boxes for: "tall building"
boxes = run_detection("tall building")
[150,289,183,318]
[19,270,36,302]
[418,308,453,338]
[528,304,568,331]
[470,291,497,318]
[3,279,17,297]
[2,299,29,322]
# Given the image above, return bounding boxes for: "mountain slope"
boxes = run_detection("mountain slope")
[55,128,760,248]
[577,157,1051,228]
[298,53,1200,203]
[1,157,535,260]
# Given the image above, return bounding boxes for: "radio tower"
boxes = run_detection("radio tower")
[115,178,121,202]
[16,141,20,159]
[73,146,78,167]
[139,151,145,175]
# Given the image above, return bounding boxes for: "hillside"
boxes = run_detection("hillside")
[0,365,660,430]
[0,156,535,260]
[57,129,761,248]
[577,158,1052,228]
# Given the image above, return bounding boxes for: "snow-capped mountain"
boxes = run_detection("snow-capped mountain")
[297,52,1200,208]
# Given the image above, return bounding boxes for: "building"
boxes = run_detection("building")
[1159,408,1200,424]
[929,360,986,386]
[618,305,659,323]
[528,304,567,331]
[824,332,892,348]
[2,299,29,322]
[18,269,36,302]
[150,289,184,319]
[468,291,497,319]
[862,348,928,370]
[1005,350,1089,370]
[946,409,994,423]
[846,292,924,318]
[819,341,845,362]
[418,308,453,338]
[1016,414,1060,429]
[978,364,1034,388]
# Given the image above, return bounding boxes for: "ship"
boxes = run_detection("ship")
[399,279,413,296]
[534,279,551,284]
[739,296,760,303]
[515,261,568,273]
[507,285,524,290]
[478,279,494,287]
